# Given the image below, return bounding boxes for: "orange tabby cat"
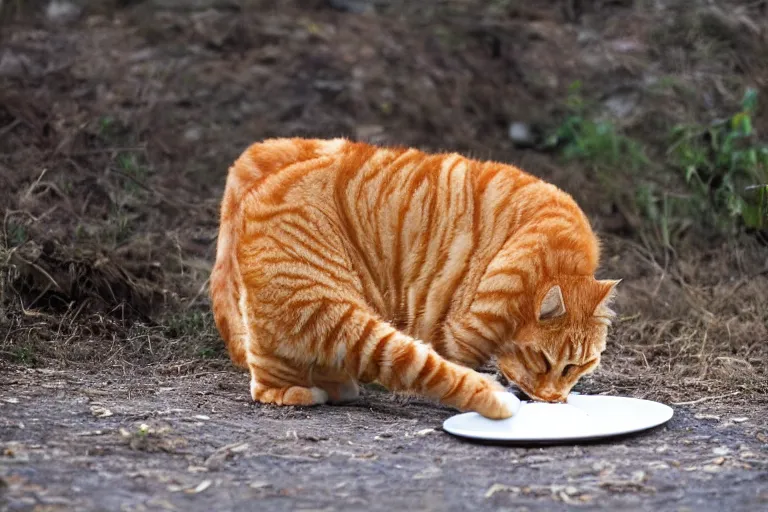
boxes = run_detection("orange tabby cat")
[210,137,619,419]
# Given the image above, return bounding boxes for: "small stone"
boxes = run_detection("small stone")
[610,39,645,53]
[602,91,640,119]
[0,51,37,78]
[731,417,748,423]
[694,413,720,421]
[711,457,726,465]
[249,481,271,489]
[712,446,730,456]
[45,1,81,24]
[577,30,599,44]
[702,464,722,473]
[508,122,535,147]
[415,428,435,437]
[184,127,202,142]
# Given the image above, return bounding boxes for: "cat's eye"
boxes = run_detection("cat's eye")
[562,359,597,378]
[561,364,576,378]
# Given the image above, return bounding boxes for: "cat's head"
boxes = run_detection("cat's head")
[497,277,620,403]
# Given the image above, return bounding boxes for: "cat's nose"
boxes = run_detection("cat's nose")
[535,386,566,403]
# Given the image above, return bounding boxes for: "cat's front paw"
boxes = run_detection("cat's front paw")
[470,389,521,419]
[491,391,522,418]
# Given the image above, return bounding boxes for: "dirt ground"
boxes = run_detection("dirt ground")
[2,368,768,512]
[1,1,768,510]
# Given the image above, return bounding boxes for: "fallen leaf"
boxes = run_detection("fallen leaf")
[485,483,521,498]
[229,442,249,453]
[90,406,113,418]
[412,466,442,480]
[559,490,582,505]
[75,430,105,437]
[2,398,19,404]
[186,480,212,494]
[731,417,749,423]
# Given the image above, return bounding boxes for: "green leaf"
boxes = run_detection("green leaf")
[742,87,758,113]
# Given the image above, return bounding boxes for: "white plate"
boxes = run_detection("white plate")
[443,394,673,444]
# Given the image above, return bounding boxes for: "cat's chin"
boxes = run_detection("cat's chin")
[508,385,567,404]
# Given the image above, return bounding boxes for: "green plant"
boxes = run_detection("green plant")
[164,310,211,338]
[13,346,35,365]
[548,81,649,172]
[116,152,149,194]
[668,88,768,232]
[198,346,218,359]
[6,222,27,247]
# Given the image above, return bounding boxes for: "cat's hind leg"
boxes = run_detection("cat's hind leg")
[248,354,328,407]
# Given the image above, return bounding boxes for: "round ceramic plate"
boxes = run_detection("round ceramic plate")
[442,394,674,444]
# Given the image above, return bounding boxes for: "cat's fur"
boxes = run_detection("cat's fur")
[210,137,618,419]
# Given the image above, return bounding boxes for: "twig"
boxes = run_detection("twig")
[186,277,210,310]
[23,168,48,200]
[0,119,20,138]
[671,391,741,406]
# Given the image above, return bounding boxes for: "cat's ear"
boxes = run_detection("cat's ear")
[539,285,566,321]
[594,279,621,317]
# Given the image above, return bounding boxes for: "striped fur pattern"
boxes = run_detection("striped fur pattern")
[210,138,619,419]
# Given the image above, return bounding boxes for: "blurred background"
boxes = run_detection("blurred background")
[1,0,767,401]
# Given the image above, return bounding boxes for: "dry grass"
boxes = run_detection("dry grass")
[0,0,766,403]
